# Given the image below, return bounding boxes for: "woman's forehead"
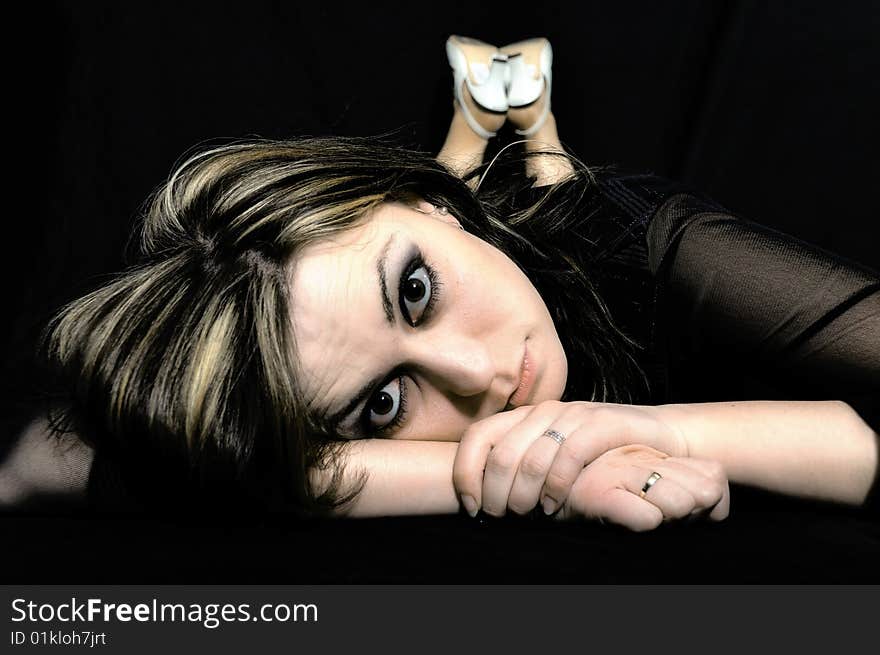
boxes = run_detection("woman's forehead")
[288,234,380,327]
[285,204,413,409]
[287,204,408,287]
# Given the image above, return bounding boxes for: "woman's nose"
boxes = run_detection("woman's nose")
[406,333,495,397]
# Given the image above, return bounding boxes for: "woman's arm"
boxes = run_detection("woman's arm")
[343,399,878,518]
[315,439,460,517]
[330,425,723,527]
[1,417,93,508]
[336,397,879,519]
[13,400,874,518]
[652,399,878,506]
[4,413,462,515]
[451,398,879,519]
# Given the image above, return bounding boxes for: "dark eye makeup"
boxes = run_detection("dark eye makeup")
[358,251,442,436]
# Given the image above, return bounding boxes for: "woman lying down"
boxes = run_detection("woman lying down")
[5,35,878,528]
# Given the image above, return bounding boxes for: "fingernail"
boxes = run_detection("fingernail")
[461,495,478,518]
[542,497,557,515]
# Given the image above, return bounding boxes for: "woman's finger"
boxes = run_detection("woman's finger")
[594,457,699,521]
[505,434,560,515]
[539,407,665,513]
[505,405,592,515]
[452,406,533,515]
[666,457,730,521]
[631,475,697,521]
[654,458,727,518]
[480,408,555,517]
[591,488,664,532]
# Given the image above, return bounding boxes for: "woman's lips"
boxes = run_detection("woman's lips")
[507,340,535,408]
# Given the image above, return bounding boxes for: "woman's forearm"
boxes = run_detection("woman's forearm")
[652,400,879,505]
[328,439,460,517]
[327,400,878,518]
[2,418,93,508]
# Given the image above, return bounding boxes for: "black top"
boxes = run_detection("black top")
[590,173,878,423]
[572,172,879,513]
[78,172,880,512]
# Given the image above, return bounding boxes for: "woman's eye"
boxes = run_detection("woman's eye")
[401,265,432,324]
[366,377,403,431]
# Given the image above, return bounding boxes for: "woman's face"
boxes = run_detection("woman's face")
[287,200,568,441]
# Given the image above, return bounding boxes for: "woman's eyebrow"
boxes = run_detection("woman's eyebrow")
[376,234,397,326]
[321,233,400,433]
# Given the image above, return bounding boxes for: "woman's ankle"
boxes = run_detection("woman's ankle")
[458,84,507,138]
[522,112,562,149]
[508,92,550,136]
[437,103,491,177]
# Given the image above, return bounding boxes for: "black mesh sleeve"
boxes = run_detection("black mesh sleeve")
[644,192,879,513]
[646,193,879,427]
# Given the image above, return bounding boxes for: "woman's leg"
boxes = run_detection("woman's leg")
[516,111,575,187]
[436,37,508,178]
[437,36,575,187]
[436,89,503,178]
[505,43,575,188]
[437,91,574,186]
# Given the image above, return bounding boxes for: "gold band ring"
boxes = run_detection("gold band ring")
[639,471,662,498]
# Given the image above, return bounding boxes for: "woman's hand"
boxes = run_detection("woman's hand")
[555,444,730,530]
[452,400,691,517]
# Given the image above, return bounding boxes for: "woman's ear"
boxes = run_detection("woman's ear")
[412,199,463,230]
[413,199,437,214]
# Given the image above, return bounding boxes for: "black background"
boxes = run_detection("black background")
[4,1,879,582]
